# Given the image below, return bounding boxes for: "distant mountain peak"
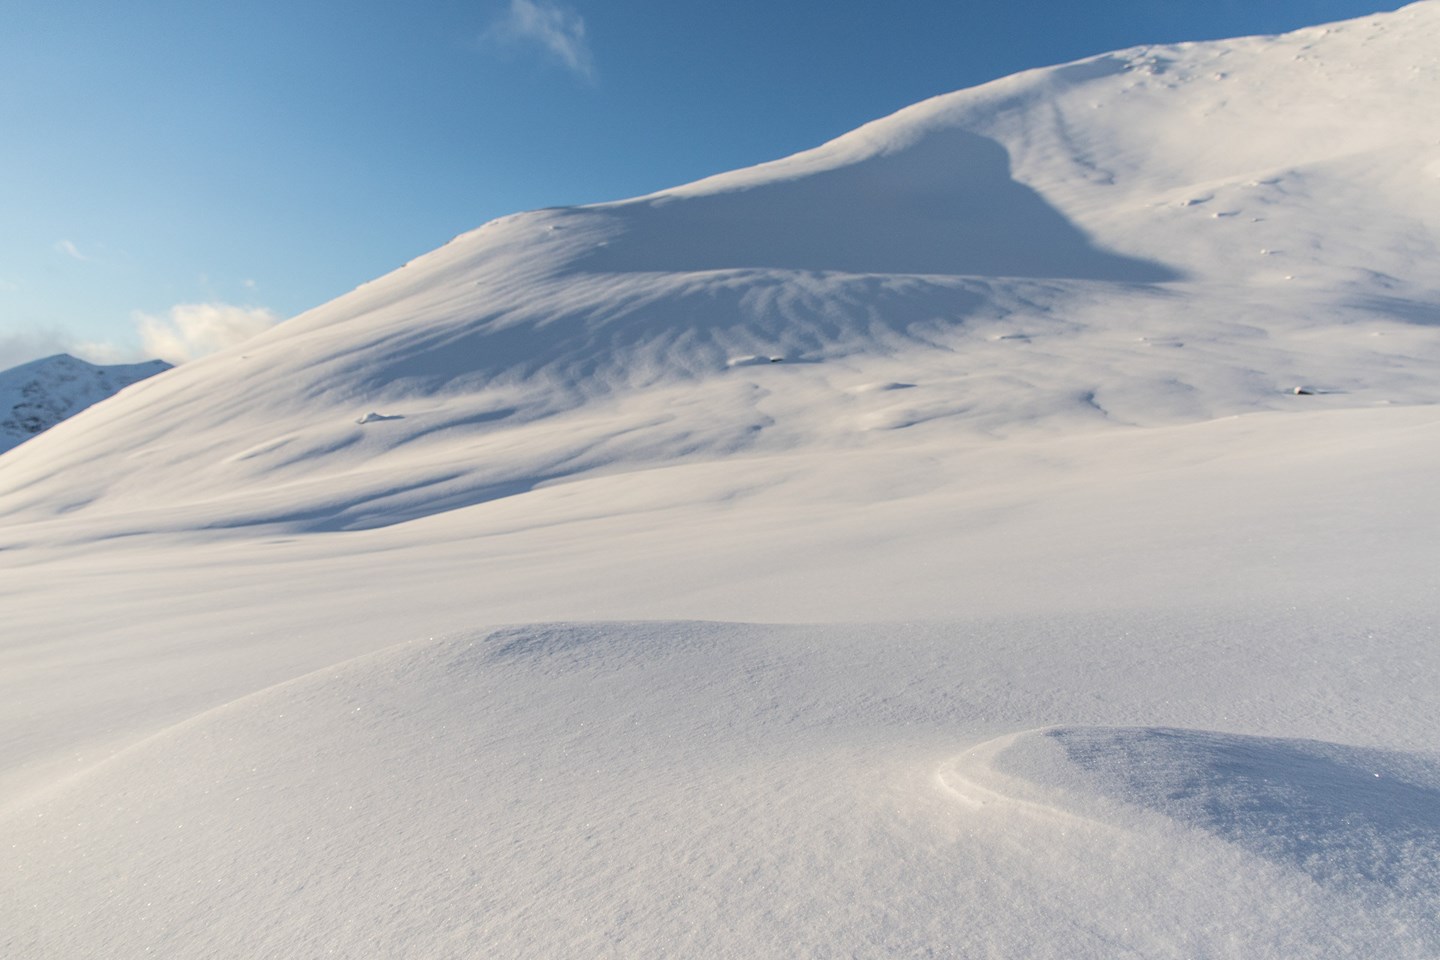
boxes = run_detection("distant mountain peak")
[0,353,172,455]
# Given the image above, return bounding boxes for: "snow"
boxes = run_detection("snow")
[4,3,1440,956]
[0,353,170,454]
[982,726,1440,894]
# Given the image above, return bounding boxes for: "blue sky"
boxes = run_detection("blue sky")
[0,0,1410,365]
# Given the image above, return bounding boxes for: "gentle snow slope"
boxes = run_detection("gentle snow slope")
[7,622,1438,958]
[3,4,1440,958]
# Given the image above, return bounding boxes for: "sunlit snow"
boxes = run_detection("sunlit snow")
[3,4,1439,957]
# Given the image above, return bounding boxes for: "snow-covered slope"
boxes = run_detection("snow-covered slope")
[0,353,170,455]
[1,1,1437,538]
[3,4,1440,958]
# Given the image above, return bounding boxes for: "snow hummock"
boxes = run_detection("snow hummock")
[355,411,405,424]
[979,726,1440,894]
[4,3,1440,957]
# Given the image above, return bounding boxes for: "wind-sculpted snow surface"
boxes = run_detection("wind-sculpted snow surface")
[6,622,1439,959]
[992,727,1440,892]
[944,729,1440,944]
[3,3,1440,958]
[580,127,1178,279]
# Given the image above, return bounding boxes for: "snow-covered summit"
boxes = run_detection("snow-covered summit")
[0,353,171,455]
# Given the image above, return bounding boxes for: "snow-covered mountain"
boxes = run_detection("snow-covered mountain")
[1,2,1437,538]
[3,4,1439,958]
[0,353,170,455]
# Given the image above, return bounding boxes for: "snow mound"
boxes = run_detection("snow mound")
[1009,726,1440,890]
[355,410,404,424]
[0,622,879,958]
[7,618,1440,959]
[940,726,1440,944]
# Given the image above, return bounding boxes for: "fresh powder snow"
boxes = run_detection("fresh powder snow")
[2,3,1439,957]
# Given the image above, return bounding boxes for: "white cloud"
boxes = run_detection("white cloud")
[0,302,279,373]
[134,302,280,364]
[488,0,595,81]
[0,328,140,369]
[0,332,73,371]
[54,239,90,262]
[71,339,144,365]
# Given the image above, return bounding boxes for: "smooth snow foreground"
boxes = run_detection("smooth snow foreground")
[9,621,1439,957]
[4,4,1440,957]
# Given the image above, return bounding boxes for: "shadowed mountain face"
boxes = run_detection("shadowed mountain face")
[0,354,171,455]
[582,128,1179,281]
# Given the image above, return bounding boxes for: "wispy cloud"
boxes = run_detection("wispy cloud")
[0,331,73,370]
[134,302,280,364]
[54,239,91,262]
[0,328,136,369]
[488,0,595,82]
